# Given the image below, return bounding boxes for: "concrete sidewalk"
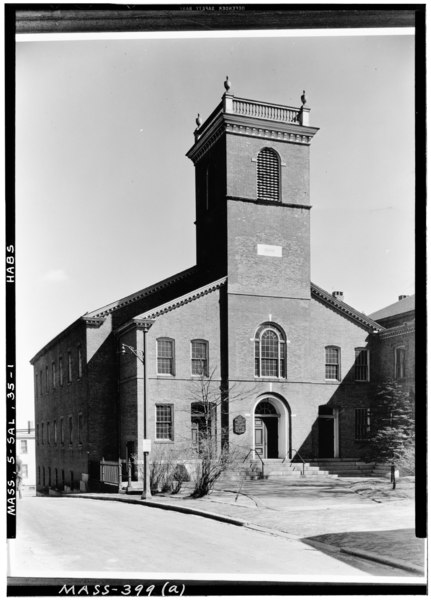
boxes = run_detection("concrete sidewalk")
[67,476,425,575]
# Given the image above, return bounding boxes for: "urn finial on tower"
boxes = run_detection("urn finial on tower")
[196,113,202,128]
[301,90,307,106]
[224,76,231,93]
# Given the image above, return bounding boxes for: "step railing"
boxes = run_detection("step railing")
[285,449,306,476]
[242,448,265,479]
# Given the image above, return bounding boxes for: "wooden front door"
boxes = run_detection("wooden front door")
[255,416,279,458]
[255,417,266,457]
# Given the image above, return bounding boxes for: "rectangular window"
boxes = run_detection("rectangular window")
[36,424,39,446]
[40,370,43,394]
[155,405,174,440]
[21,464,28,479]
[60,417,64,445]
[59,357,64,386]
[47,422,50,445]
[78,413,83,444]
[395,347,406,379]
[157,339,175,375]
[46,366,49,392]
[67,351,72,383]
[77,346,83,379]
[52,362,56,389]
[20,440,28,454]
[191,340,209,376]
[41,423,44,445]
[355,348,369,382]
[35,373,38,399]
[325,346,340,381]
[54,420,57,444]
[68,415,73,445]
[355,408,371,440]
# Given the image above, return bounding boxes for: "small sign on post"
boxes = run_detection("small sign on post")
[142,439,152,453]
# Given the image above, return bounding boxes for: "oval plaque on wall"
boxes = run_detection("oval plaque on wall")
[233,415,246,435]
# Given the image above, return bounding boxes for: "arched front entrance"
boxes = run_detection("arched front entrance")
[253,396,291,459]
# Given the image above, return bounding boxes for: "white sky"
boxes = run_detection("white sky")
[15,31,415,426]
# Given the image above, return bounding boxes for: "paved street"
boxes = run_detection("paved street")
[8,496,409,578]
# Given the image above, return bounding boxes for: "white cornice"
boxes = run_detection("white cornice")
[311,283,384,332]
[134,277,227,320]
[187,108,319,164]
[378,323,415,340]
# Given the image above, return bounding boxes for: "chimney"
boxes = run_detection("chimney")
[398,295,408,301]
[332,291,344,301]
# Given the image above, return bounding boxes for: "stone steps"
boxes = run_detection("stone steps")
[221,458,335,481]
[223,458,398,481]
[306,459,376,477]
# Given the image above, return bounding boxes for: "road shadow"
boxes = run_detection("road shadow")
[302,528,425,574]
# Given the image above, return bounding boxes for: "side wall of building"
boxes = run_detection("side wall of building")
[34,321,89,491]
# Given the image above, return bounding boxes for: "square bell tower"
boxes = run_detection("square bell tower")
[187,79,319,299]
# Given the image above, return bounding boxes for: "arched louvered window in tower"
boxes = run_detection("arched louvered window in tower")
[257,148,280,202]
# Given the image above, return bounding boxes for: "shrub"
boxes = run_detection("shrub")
[150,447,190,494]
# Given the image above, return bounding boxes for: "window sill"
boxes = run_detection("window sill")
[254,376,287,381]
[154,439,174,444]
[325,379,340,383]
[156,374,175,379]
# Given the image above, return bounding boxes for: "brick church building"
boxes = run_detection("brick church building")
[31,81,414,492]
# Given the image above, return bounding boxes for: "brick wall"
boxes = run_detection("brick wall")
[227,200,310,298]
[226,134,310,205]
[34,320,89,490]
[226,293,375,459]
[118,287,223,459]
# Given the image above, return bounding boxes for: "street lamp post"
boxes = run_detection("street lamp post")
[121,319,155,500]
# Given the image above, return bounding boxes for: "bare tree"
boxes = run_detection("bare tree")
[147,364,257,497]
[186,366,257,497]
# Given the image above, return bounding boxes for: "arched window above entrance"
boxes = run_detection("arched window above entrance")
[255,400,278,415]
[254,323,286,378]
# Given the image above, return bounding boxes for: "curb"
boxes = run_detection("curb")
[340,547,424,575]
[68,493,247,527]
[304,539,424,575]
[66,494,423,575]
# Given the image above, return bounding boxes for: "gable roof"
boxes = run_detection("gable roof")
[311,282,384,331]
[115,276,227,334]
[368,294,415,322]
[85,266,199,319]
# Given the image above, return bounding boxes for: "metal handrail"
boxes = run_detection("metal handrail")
[289,449,306,477]
[242,448,265,479]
